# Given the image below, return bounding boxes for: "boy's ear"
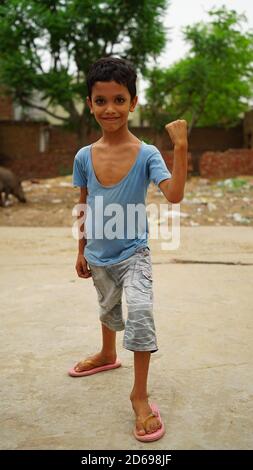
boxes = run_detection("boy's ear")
[130,96,138,112]
[86,96,93,113]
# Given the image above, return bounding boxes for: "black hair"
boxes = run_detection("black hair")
[86,56,137,102]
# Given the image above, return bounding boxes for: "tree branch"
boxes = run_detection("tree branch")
[19,98,69,122]
[188,96,208,134]
[64,100,81,123]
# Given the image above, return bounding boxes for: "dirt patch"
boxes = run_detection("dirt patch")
[0,175,252,227]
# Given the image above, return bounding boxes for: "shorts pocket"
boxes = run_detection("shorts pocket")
[139,267,153,289]
[143,268,152,282]
[136,257,153,281]
[132,262,153,292]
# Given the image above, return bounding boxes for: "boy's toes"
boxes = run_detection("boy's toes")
[74,362,83,372]
[136,419,146,436]
[136,416,161,435]
[74,360,91,372]
[147,418,161,434]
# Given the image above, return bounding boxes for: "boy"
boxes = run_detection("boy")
[70,57,188,442]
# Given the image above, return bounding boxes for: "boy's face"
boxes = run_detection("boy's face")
[86,80,138,131]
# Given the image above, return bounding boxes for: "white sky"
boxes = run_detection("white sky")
[138,0,253,102]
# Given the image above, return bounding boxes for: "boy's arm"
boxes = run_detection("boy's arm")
[77,187,88,255]
[75,187,91,279]
[159,120,188,203]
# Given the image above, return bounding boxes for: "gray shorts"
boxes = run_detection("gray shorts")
[88,246,158,353]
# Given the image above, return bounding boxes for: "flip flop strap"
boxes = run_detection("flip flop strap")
[137,412,157,429]
[77,358,101,368]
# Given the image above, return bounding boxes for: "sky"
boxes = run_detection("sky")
[138,0,253,102]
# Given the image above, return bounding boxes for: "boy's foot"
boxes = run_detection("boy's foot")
[74,352,117,373]
[130,395,162,436]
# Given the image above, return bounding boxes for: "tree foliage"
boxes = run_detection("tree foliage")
[0,0,168,143]
[143,6,253,134]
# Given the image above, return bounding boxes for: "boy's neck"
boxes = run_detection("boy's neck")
[100,125,138,146]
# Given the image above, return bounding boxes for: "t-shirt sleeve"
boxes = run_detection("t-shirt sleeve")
[72,150,87,187]
[148,148,172,186]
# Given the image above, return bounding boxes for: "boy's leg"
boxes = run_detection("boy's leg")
[121,248,161,435]
[130,351,162,436]
[130,351,150,399]
[101,322,117,357]
[74,263,123,373]
[74,323,117,372]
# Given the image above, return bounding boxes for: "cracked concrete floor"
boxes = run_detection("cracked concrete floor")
[0,226,253,450]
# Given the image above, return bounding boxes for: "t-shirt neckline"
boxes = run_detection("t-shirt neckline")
[89,141,144,189]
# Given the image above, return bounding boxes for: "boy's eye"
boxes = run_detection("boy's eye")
[95,98,125,104]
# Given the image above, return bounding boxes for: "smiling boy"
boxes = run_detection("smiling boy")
[70,57,188,442]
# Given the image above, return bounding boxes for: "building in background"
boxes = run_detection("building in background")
[2,77,143,127]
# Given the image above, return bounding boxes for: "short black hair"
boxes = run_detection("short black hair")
[86,56,137,101]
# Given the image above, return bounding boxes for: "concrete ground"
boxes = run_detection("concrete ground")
[0,226,253,450]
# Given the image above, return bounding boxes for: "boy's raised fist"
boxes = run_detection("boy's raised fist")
[165,120,188,147]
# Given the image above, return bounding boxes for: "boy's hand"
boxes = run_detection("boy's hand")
[75,254,92,279]
[165,120,188,147]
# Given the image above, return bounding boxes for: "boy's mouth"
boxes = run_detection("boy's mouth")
[102,117,120,121]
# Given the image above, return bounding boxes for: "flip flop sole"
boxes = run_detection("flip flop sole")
[68,360,122,377]
[133,403,165,442]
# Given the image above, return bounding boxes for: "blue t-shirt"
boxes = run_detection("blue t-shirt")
[72,141,171,266]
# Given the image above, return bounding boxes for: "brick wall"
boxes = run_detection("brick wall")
[244,110,253,149]
[0,88,13,120]
[0,120,249,180]
[0,121,40,159]
[188,125,244,151]
[200,149,253,178]
[0,121,79,179]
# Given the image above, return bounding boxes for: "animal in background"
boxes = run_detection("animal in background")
[0,166,26,206]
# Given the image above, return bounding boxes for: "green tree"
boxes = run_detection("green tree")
[0,0,168,144]
[143,6,253,136]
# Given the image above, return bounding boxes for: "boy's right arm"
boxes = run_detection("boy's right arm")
[75,187,92,279]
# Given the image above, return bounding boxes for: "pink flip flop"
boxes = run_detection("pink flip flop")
[68,359,122,377]
[133,403,165,442]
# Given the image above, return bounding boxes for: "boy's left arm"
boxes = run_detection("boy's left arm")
[159,120,188,203]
